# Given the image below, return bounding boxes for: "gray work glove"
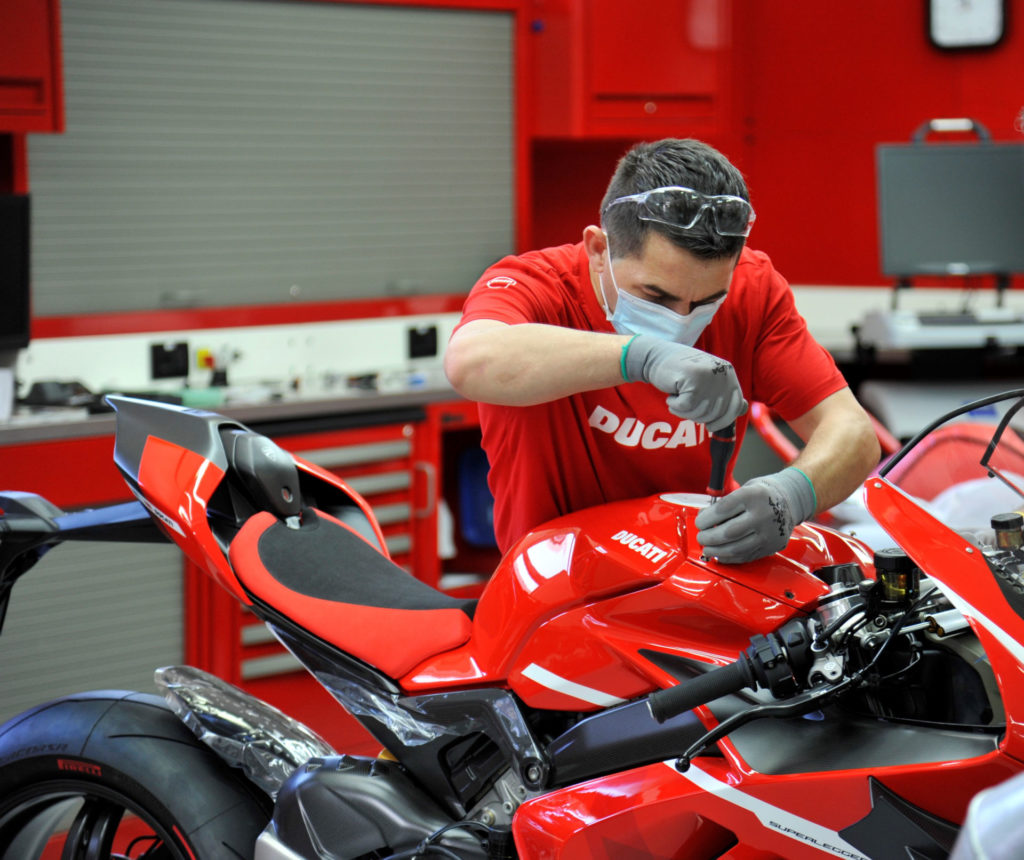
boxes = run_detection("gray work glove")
[624,335,748,432]
[694,467,817,564]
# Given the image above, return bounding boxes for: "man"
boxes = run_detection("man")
[444,138,879,563]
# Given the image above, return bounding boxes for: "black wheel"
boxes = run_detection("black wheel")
[0,690,271,859]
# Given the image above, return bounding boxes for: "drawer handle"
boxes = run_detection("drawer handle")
[412,461,436,518]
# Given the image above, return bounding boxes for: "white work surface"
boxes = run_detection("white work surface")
[859,380,1024,439]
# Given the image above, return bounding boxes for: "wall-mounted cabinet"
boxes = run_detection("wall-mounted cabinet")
[0,0,63,133]
[529,0,732,139]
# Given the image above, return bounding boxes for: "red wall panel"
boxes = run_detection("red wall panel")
[531,0,1024,288]
[733,1,1024,287]
[0,0,64,134]
[0,434,127,508]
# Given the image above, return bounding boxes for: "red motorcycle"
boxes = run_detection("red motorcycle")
[2,389,1024,859]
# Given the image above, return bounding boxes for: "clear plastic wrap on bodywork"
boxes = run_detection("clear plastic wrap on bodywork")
[155,664,335,797]
[266,620,549,801]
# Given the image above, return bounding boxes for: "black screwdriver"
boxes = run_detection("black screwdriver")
[706,422,736,501]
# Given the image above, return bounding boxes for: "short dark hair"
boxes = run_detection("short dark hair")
[600,138,750,260]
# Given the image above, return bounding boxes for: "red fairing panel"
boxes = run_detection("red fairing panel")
[135,435,247,604]
[507,575,800,711]
[514,758,881,859]
[512,754,1019,859]
[866,478,1024,762]
[401,495,871,699]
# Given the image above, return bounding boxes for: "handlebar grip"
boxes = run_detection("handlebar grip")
[648,658,753,724]
[706,422,736,496]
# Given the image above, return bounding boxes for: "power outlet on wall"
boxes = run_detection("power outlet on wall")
[150,341,190,379]
[407,325,438,359]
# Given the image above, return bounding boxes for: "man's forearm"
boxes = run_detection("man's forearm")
[790,406,881,514]
[445,321,632,406]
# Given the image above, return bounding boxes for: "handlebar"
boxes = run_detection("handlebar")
[648,658,754,723]
[647,620,814,723]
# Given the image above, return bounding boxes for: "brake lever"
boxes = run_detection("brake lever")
[671,677,856,773]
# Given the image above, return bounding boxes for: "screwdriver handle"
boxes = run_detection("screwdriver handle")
[706,422,736,497]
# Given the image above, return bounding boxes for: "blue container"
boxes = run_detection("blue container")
[457,448,497,548]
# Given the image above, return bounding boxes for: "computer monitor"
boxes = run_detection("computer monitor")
[876,142,1024,279]
[0,194,30,351]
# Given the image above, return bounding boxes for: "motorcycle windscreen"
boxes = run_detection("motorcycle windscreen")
[881,405,1024,543]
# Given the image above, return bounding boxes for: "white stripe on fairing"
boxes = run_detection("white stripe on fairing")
[521,663,627,708]
[130,486,185,536]
[671,762,870,860]
[930,577,1024,667]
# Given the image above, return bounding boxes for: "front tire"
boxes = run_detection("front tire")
[0,690,271,859]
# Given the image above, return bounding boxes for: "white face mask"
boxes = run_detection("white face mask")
[598,240,726,347]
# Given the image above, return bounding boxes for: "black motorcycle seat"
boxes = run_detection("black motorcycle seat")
[229,508,476,679]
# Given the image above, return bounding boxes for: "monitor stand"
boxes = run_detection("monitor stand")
[890,272,1011,310]
[0,350,15,423]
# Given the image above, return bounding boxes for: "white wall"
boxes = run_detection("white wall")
[791,284,1024,353]
[15,312,460,402]
[12,284,1024,403]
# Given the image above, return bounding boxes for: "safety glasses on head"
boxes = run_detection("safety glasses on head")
[602,185,756,237]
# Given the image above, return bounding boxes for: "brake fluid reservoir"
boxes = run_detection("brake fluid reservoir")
[873,547,920,609]
[992,512,1024,550]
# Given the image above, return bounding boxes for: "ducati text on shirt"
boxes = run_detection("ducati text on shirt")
[589,405,708,450]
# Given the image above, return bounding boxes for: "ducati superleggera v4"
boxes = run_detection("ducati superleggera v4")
[2,390,1024,859]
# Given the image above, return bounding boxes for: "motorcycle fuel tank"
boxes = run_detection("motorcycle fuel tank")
[402,492,874,709]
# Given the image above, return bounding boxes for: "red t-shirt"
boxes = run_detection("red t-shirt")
[455,242,847,552]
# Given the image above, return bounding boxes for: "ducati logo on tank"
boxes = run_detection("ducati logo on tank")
[588,405,707,450]
[610,530,670,564]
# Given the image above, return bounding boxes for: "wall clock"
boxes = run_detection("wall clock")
[928,0,1007,49]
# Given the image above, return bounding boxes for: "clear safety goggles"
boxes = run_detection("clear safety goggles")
[602,185,756,237]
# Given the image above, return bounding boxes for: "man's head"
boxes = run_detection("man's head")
[600,139,751,261]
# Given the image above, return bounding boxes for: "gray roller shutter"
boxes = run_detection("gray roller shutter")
[0,541,184,722]
[27,0,514,314]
